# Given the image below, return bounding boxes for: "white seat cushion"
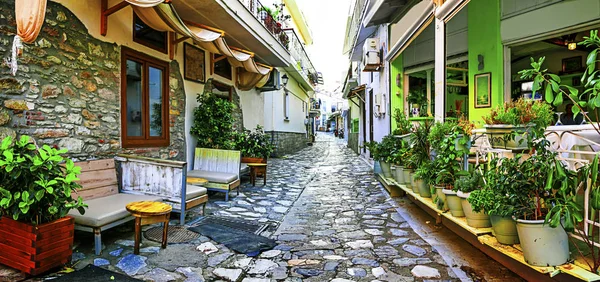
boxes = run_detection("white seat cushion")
[69,193,162,227]
[186,185,207,200]
[240,163,249,174]
[188,170,238,183]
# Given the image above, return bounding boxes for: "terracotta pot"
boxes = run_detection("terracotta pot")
[241,157,267,163]
[0,216,74,275]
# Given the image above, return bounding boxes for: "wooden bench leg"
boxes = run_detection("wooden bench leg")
[202,203,206,215]
[263,168,267,186]
[161,220,168,249]
[94,228,102,256]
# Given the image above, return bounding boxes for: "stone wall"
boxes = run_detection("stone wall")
[267,131,307,157]
[0,1,186,161]
[348,132,359,155]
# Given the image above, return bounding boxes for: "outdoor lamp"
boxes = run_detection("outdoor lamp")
[282,74,289,86]
[568,42,577,50]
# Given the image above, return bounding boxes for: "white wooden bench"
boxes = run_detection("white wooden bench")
[188,148,241,201]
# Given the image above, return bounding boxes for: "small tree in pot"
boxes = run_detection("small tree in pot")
[235,125,275,163]
[191,94,236,149]
[0,136,86,275]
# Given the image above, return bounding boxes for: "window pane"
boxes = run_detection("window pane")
[133,15,167,52]
[126,60,143,137]
[149,66,163,137]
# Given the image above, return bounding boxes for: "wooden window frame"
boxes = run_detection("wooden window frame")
[213,54,233,80]
[132,14,168,54]
[212,80,233,102]
[121,47,170,148]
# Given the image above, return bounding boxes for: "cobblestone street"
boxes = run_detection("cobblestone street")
[0,134,519,282]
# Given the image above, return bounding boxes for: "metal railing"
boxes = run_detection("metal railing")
[240,0,290,49]
[346,0,367,56]
[283,28,318,85]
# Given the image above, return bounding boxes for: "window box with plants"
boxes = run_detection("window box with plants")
[0,136,86,275]
[482,98,553,150]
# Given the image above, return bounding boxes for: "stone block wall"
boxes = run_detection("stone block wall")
[348,132,359,154]
[267,131,307,157]
[0,1,186,161]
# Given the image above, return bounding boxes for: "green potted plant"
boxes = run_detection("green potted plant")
[413,160,434,198]
[0,136,87,275]
[191,93,236,149]
[235,125,275,163]
[455,170,491,228]
[392,109,413,139]
[468,185,519,245]
[429,121,468,214]
[410,121,432,197]
[389,145,406,184]
[407,86,426,116]
[377,135,399,178]
[482,98,553,150]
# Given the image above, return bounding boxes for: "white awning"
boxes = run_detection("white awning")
[434,0,470,23]
[385,2,434,62]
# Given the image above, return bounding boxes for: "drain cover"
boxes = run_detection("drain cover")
[190,216,269,235]
[144,225,200,244]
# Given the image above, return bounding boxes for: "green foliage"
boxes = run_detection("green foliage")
[409,120,432,169]
[191,94,235,149]
[362,141,380,161]
[414,159,435,185]
[407,87,426,105]
[428,122,468,187]
[454,171,483,193]
[150,102,163,136]
[234,125,274,158]
[482,98,553,129]
[0,136,87,225]
[378,135,403,164]
[392,109,413,135]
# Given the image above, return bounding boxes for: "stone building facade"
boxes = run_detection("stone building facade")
[0,1,185,161]
[267,131,307,157]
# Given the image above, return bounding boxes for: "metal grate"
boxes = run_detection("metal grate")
[144,225,200,244]
[189,216,269,235]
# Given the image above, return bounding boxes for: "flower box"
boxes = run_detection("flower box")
[0,216,74,275]
[484,124,529,150]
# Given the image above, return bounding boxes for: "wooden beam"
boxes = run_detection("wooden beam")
[101,0,129,36]
[169,32,189,60]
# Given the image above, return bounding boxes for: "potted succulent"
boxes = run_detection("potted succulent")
[235,125,274,163]
[455,170,491,228]
[482,98,553,150]
[0,136,87,275]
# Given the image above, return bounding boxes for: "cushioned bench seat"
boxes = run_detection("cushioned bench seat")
[69,193,162,227]
[186,185,207,200]
[188,170,238,183]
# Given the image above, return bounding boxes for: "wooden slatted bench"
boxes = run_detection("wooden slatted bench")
[188,148,241,201]
[68,159,162,255]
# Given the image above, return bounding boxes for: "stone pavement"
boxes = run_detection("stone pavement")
[0,134,464,282]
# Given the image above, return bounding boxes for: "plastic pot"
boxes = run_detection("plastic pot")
[403,169,413,188]
[490,215,519,245]
[380,161,392,178]
[394,166,404,183]
[434,185,449,211]
[442,189,464,217]
[416,179,431,198]
[410,172,419,193]
[515,219,569,266]
[457,192,490,228]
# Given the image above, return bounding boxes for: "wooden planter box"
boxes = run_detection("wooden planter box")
[0,216,74,275]
[241,157,267,164]
[484,124,529,150]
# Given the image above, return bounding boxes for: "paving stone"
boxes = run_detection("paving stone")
[248,259,278,274]
[295,268,324,277]
[142,267,180,282]
[344,240,374,249]
[330,279,355,282]
[337,230,369,239]
[260,250,282,258]
[116,254,147,276]
[196,242,218,254]
[388,238,410,246]
[278,234,307,241]
[175,267,204,282]
[390,229,409,237]
[115,239,135,247]
[213,268,242,282]
[411,265,441,278]
[148,244,206,271]
[272,266,288,280]
[241,278,270,282]
[324,261,340,271]
[351,257,380,267]
[347,267,367,277]
[374,245,400,258]
[393,257,433,266]
[234,258,253,269]
[208,252,233,267]
[403,245,427,257]
[372,267,386,278]
[287,259,320,266]
[390,213,406,223]
[71,252,85,263]
[364,228,384,235]
[140,246,160,254]
[109,248,123,257]
[93,258,110,267]
[323,255,348,260]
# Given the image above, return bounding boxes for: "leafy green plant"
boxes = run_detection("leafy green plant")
[392,109,413,135]
[362,141,380,161]
[407,88,426,106]
[234,125,274,158]
[454,170,483,193]
[414,159,435,184]
[410,120,432,169]
[428,121,468,188]
[378,135,402,164]
[191,94,236,149]
[482,98,553,129]
[0,136,86,225]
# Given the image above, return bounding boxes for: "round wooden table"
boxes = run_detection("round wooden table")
[126,201,172,254]
[247,163,268,186]
[186,177,208,186]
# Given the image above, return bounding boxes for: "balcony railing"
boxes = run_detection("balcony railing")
[240,0,290,49]
[283,29,319,85]
[346,0,368,54]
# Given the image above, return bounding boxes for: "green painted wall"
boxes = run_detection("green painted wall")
[468,0,504,124]
[390,54,404,131]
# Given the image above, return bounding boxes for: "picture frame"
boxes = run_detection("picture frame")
[474,72,491,108]
[562,56,582,74]
[183,43,205,83]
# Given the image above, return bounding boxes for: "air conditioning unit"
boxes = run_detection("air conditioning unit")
[258,69,281,92]
[373,93,386,117]
[362,38,380,72]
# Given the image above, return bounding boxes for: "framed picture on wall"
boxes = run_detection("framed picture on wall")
[474,72,491,108]
[183,43,205,83]
[562,56,582,74]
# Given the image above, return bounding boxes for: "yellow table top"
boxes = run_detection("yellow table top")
[126,201,172,216]
[187,177,209,185]
[247,163,268,167]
